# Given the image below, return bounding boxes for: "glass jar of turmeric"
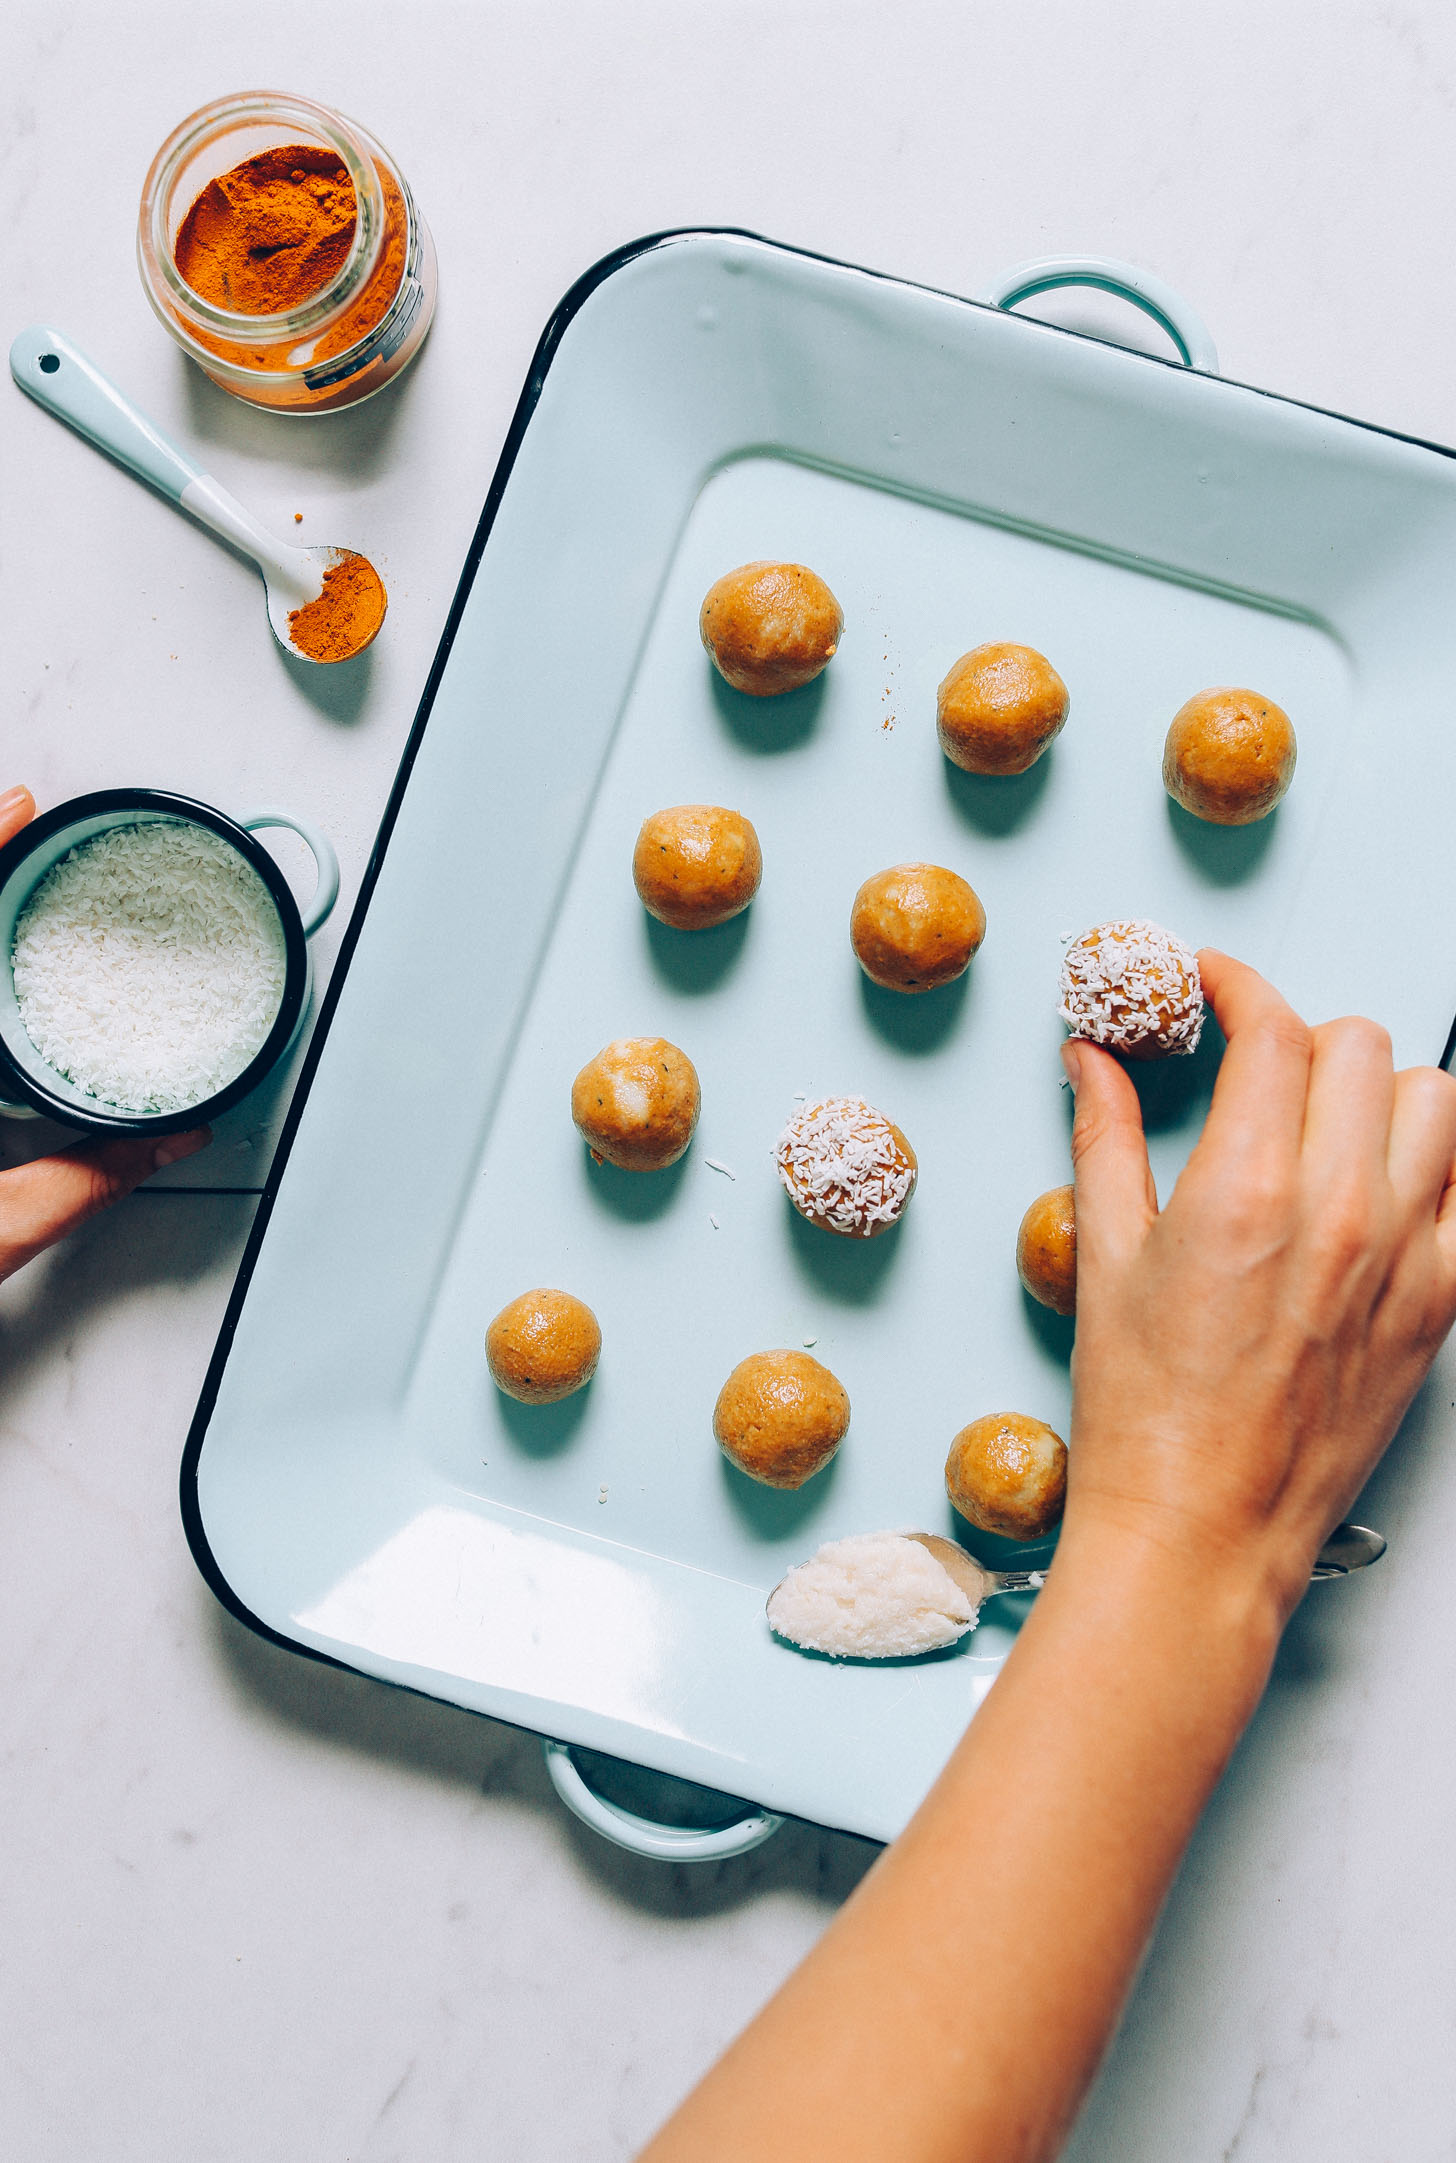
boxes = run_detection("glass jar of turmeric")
[138,91,437,415]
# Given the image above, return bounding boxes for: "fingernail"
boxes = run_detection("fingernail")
[1060,1040,1083,1092]
[0,784,32,812]
[152,1126,212,1170]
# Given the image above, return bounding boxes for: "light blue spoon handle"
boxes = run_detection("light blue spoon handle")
[10,324,203,502]
[9,324,311,594]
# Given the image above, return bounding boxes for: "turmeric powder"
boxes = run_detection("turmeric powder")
[173,142,409,376]
[174,145,357,314]
[287,552,388,664]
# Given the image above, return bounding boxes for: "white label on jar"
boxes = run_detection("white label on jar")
[303,273,426,392]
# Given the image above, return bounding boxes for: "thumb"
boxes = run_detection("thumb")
[0,1128,210,1282]
[1063,1040,1157,1265]
[0,785,36,848]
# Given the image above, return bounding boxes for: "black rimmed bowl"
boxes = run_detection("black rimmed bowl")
[0,788,339,1137]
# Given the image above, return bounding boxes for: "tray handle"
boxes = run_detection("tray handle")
[976,255,1220,375]
[542,1741,784,1862]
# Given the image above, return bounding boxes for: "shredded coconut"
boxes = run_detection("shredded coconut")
[704,1157,736,1179]
[1058,918,1203,1056]
[12,820,288,1113]
[775,1095,916,1236]
[768,1532,985,1658]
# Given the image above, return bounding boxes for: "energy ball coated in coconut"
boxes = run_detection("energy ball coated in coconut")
[775,1095,918,1239]
[699,560,843,696]
[571,1036,700,1169]
[946,1412,1068,1541]
[713,1349,850,1489]
[486,1289,601,1404]
[1059,919,1204,1060]
[1163,686,1297,825]
[1017,1184,1077,1315]
[937,642,1069,775]
[632,805,762,929]
[850,862,987,992]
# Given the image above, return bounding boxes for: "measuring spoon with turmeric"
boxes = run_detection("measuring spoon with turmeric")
[9,325,386,665]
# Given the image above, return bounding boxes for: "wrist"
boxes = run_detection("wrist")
[1041,1505,1288,1728]
[1059,1452,1317,1620]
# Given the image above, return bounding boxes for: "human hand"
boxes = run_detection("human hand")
[0,1130,212,1284]
[0,783,211,1284]
[1062,951,1456,1619]
[1,784,37,847]
[644,953,1455,2163]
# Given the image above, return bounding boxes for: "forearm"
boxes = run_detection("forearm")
[641,1524,1282,2163]
[646,965,1456,2161]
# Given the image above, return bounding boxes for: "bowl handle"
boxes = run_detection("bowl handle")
[542,1740,785,1862]
[237,808,340,937]
[975,255,1220,375]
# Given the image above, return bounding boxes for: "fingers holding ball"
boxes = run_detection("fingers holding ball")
[1060,919,1205,1061]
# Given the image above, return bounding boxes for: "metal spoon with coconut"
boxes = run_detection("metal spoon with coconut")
[9,326,385,665]
[766,1524,1388,1660]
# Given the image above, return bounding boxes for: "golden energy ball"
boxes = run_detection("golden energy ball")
[486,1289,602,1404]
[713,1349,850,1489]
[936,642,1069,775]
[699,560,843,696]
[945,1412,1068,1541]
[1016,1185,1077,1315]
[1163,686,1297,825]
[571,1036,700,1169]
[850,862,987,992]
[632,804,763,929]
[775,1096,918,1238]
[1058,918,1204,1059]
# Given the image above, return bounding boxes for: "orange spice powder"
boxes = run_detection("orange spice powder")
[174,145,356,314]
[173,143,409,381]
[288,552,388,664]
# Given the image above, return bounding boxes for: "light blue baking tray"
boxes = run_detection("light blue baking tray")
[183,230,1456,1845]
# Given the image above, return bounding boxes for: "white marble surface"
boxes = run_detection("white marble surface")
[3,3,1456,2156]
